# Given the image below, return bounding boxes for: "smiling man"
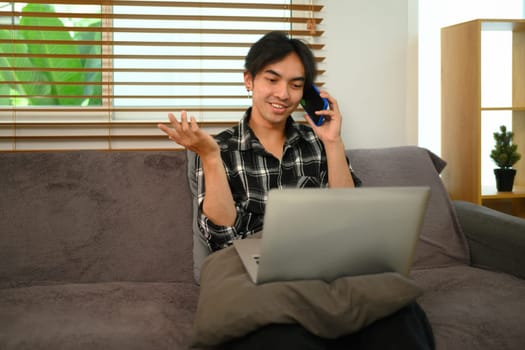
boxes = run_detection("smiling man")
[159,31,358,251]
[158,31,434,350]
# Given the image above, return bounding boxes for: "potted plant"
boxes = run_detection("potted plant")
[490,125,521,192]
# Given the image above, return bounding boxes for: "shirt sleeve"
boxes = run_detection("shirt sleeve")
[194,155,258,251]
[351,170,362,187]
[197,202,242,251]
[346,155,362,187]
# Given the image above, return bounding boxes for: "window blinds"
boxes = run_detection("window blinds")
[0,0,324,150]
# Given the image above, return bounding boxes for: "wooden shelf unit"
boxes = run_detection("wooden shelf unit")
[441,19,525,218]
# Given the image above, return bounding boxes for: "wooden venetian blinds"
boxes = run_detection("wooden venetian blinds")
[0,0,325,150]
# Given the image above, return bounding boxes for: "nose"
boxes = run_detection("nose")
[274,81,290,100]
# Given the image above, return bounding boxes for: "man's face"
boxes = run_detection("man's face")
[244,52,305,127]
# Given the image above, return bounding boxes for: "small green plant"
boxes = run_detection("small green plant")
[490,125,521,169]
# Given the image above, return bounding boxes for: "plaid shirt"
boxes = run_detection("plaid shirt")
[196,108,360,251]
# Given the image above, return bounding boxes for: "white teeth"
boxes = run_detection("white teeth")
[271,103,285,109]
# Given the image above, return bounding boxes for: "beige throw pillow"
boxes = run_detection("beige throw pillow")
[191,245,422,348]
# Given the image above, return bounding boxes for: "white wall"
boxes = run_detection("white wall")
[323,0,418,149]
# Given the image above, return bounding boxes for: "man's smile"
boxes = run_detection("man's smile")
[271,103,285,108]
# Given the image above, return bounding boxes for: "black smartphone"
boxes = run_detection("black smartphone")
[300,84,329,126]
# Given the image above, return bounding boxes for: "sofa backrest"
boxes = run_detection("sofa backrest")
[347,146,470,269]
[0,150,194,287]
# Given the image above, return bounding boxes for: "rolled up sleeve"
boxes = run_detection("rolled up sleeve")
[197,202,247,251]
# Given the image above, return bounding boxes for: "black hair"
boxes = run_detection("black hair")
[244,31,317,87]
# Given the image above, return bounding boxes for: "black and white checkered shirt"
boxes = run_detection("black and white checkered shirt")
[196,108,360,251]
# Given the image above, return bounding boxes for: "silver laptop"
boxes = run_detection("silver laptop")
[233,186,430,284]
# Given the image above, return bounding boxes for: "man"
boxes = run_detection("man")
[158,31,434,349]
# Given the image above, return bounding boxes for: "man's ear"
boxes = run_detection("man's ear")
[243,71,253,91]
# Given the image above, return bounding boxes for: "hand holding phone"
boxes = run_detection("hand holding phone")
[300,84,329,126]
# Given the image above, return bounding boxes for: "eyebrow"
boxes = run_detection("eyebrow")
[264,69,305,82]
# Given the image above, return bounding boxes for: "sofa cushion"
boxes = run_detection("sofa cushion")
[411,265,525,350]
[186,150,212,284]
[0,282,199,350]
[347,146,470,269]
[191,245,422,348]
[0,151,194,286]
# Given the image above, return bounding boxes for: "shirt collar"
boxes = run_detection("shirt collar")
[233,107,310,152]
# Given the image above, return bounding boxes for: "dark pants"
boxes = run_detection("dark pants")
[220,302,435,350]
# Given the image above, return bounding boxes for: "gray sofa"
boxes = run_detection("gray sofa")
[1,146,524,350]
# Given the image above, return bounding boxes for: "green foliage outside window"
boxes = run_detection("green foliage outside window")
[0,3,102,106]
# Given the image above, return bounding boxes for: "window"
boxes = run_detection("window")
[0,0,325,150]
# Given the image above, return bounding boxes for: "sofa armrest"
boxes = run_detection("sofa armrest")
[453,200,525,279]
